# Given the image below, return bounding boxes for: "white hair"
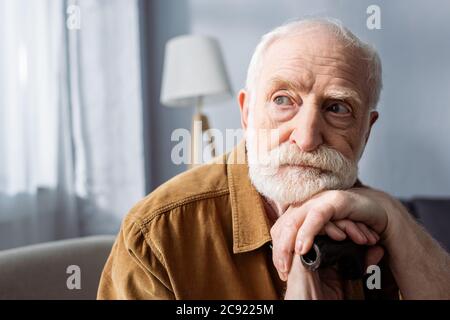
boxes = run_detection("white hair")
[245,17,382,110]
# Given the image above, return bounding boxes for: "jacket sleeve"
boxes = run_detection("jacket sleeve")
[97,217,175,300]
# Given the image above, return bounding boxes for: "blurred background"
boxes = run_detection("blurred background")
[1,0,449,250]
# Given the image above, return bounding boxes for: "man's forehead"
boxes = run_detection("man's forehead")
[260,62,366,97]
[259,32,368,101]
[264,31,363,69]
[264,75,364,107]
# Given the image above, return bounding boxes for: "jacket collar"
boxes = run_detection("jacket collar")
[226,139,272,254]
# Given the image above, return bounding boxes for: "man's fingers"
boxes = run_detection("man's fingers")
[334,219,368,245]
[284,254,326,299]
[294,206,334,255]
[323,222,347,241]
[271,204,312,276]
[271,220,298,277]
[277,270,288,282]
[371,229,380,242]
[331,219,380,245]
[272,243,294,281]
[271,189,388,277]
[365,245,385,269]
[294,222,347,255]
[356,222,378,245]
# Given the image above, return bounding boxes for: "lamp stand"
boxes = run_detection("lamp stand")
[189,97,216,169]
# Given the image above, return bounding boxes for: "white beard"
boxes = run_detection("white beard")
[246,128,358,206]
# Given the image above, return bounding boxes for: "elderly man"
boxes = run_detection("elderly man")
[98,18,450,300]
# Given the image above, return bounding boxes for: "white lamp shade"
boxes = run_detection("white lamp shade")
[160,35,232,107]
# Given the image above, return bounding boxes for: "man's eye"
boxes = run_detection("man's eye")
[326,103,350,114]
[273,95,292,106]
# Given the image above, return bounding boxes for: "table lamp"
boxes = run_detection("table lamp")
[160,35,232,168]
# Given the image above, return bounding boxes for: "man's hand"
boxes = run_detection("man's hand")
[271,187,395,281]
[284,253,343,300]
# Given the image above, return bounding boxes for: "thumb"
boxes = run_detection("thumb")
[365,245,385,270]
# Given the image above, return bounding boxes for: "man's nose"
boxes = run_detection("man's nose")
[288,106,324,152]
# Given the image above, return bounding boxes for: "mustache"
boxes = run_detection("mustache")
[259,142,353,173]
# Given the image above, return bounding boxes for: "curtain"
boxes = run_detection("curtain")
[0,0,145,250]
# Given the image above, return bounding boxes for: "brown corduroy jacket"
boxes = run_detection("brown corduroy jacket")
[97,139,398,299]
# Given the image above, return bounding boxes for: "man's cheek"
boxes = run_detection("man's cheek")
[251,128,281,153]
[324,133,358,163]
[252,112,293,150]
[269,124,296,150]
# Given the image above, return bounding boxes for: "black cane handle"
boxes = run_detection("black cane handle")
[300,235,368,280]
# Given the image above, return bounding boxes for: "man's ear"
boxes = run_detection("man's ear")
[238,89,249,130]
[365,110,379,144]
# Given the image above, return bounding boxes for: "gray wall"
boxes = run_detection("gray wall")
[189,0,450,198]
[139,0,192,190]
